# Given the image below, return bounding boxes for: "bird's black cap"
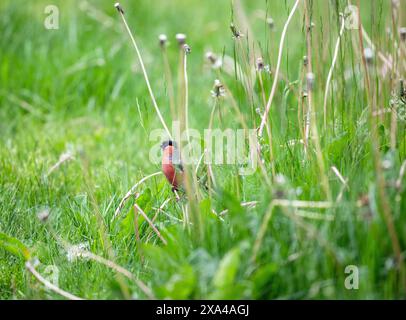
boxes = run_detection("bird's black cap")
[161,140,177,149]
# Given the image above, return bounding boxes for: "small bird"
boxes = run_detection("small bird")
[161,140,184,192]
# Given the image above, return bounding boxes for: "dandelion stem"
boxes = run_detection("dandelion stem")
[302,0,332,201]
[113,171,162,220]
[183,49,190,144]
[26,261,84,300]
[134,203,167,245]
[258,0,301,137]
[323,15,345,130]
[115,4,172,139]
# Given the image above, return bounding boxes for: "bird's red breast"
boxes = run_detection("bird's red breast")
[162,146,183,190]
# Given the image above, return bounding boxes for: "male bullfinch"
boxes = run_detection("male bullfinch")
[161,140,184,192]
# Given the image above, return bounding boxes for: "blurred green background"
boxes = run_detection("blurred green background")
[0,0,405,299]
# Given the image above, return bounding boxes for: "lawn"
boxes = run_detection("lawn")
[0,0,405,299]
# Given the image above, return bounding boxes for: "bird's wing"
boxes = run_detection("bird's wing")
[171,150,184,172]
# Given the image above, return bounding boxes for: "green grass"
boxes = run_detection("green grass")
[0,0,405,299]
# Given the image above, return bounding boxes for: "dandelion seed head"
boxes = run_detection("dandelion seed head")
[158,34,167,47]
[266,17,274,30]
[363,47,374,64]
[256,57,264,71]
[303,55,308,67]
[114,3,124,14]
[206,51,215,62]
[230,23,243,39]
[66,243,89,262]
[205,51,222,69]
[211,79,225,98]
[382,159,393,169]
[302,90,308,98]
[175,33,186,45]
[275,174,287,185]
[400,27,406,42]
[306,72,315,91]
[183,44,191,54]
[37,208,50,223]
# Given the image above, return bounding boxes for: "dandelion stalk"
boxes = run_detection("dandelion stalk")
[183,44,191,146]
[256,59,276,177]
[26,260,84,300]
[303,0,331,201]
[134,204,167,245]
[258,0,301,137]
[64,243,154,299]
[323,15,345,130]
[113,171,162,220]
[114,3,172,139]
[133,205,144,264]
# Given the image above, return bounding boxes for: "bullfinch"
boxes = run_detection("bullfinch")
[161,140,184,192]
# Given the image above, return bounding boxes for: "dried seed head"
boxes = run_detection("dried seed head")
[302,90,308,99]
[158,34,168,47]
[303,55,308,67]
[307,22,315,32]
[206,51,217,64]
[306,72,315,91]
[400,79,405,95]
[256,57,264,71]
[266,17,274,30]
[114,3,124,14]
[382,159,393,170]
[363,47,374,65]
[400,27,406,42]
[175,33,186,46]
[230,23,243,39]
[275,174,287,185]
[66,243,89,262]
[183,44,191,54]
[211,79,225,98]
[37,208,50,223]
[205,51,222,69]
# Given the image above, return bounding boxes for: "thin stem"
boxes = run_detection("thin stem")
[113,171,162,220]
[26,261,84,300]
[303,0,331,201]
[134,204,167,245]
[184,51,190,143]
[258,0,301,137]
[115,5,172,139]
[323,15,345,130]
